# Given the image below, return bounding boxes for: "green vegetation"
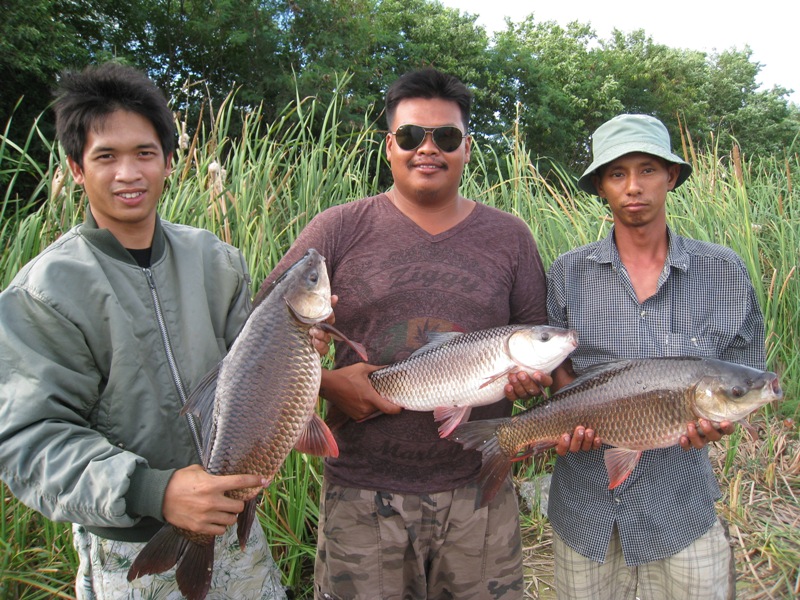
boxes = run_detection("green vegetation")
[4,0,800,201]
[1,90,797,598]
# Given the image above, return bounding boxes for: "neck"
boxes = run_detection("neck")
[387,188,474,235]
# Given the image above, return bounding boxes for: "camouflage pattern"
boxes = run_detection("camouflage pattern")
[74,522,286,600]
[314,479,523,599]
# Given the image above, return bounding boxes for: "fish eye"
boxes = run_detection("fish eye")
[731,386,745,398]
[541,332,551,341]
[309,272,318,283]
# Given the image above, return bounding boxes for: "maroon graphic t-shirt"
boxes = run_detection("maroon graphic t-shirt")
[262,194,547,493]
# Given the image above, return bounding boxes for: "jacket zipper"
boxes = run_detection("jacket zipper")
[144,267,204,460]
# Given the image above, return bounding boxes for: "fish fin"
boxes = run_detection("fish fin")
[434,406,473,438]
[738,419,759,441]
[127,524,188,580]
[479,366,517,389]
[510,441,557,461]
[175,538,215,600]
[409,332,463,357]
[604,448,642,489]
[180,364,220,462]
[237,497,258,550]
[317,322,369,361]
[448,419,511,508]
[296,413,340,457]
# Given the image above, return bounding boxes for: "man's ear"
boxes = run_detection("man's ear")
[67,156,85,185]
[666,163,681,191]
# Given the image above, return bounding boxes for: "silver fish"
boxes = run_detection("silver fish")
[368,325,578,436]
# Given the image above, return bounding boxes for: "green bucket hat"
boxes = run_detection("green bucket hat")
[577,114,692,196]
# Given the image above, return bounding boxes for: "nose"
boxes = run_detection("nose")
[625,173,643,194]
[417,130,439,153]
[115,157,141,181]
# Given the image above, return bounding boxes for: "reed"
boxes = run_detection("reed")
[1,88,797,598]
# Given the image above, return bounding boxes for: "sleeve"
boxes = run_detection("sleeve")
[223,246,254,347]
[0,286,149,527]
[509,219,548,326]
[718,262,767,370]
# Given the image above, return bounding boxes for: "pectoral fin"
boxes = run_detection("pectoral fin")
[295,413,339,457]
[434,406,472,437]
[479,366,516,389]
[603,447,642,489]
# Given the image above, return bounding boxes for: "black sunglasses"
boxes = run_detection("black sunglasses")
[390,124,467,153]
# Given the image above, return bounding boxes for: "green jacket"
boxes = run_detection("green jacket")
[0,211,251,541]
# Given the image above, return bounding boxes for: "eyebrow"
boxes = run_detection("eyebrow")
[88,142,161,154]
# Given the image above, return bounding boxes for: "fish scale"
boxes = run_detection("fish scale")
[450,356,783,507]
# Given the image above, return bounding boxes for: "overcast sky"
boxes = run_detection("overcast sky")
[440,0,799,105]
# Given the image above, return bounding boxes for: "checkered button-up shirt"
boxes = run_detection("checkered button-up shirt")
[546,226,766,566]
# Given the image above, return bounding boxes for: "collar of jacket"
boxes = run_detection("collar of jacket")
[79,208,166,265]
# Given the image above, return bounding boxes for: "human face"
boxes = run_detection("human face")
[594,152,681,229]
[386,97,471,205]
[68,110,171,248]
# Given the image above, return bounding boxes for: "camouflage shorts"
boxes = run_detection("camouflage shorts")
[73,521,286,600]
[314,479,524,600]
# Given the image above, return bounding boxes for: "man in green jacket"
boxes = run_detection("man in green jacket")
[0,63,287,598]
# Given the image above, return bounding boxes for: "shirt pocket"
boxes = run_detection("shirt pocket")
[662,333,719,358]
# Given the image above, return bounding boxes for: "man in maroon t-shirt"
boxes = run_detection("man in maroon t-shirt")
[261,68,550,600]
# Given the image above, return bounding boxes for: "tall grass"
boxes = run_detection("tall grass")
[1,88,797,598]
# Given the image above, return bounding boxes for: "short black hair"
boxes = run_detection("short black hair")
[385,68,472,131]
[54,62,176,167]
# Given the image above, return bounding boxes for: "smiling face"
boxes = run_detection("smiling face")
[593,152,681,229]
[386,97,471,207]
[68,110,172,249]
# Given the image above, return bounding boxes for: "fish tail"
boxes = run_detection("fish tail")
[175,540,215,600]
[127,524,188,581]
[448,419,512,508]
[237,497,257,550]
[127,524,215,600]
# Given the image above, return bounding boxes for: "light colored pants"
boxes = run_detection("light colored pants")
[314,479,524,600]
[553,519,735,600]
[73,522,286,600]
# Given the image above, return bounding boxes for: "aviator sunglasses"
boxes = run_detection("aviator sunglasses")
[390,124,467,153]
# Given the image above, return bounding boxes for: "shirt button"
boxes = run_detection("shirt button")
[640,310,646,318]
[614,496,622,504]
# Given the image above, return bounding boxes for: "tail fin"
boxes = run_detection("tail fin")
[175,541,215,600]
[127,524,187,581]
[448,419,511,508]
[128,524,215,600]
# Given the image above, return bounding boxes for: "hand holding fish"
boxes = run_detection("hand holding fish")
[504,370,553,402]
[679,419,735,450]
[321,362,402,421]
[555,426,602,456]
[161,464,268,536]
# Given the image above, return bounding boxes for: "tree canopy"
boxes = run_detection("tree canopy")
[4,0,799,180]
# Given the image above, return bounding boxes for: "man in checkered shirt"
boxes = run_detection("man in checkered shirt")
[546,114,766,599]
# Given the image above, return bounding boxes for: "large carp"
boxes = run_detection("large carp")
[368,325,578,436]
[128,248,364,600]
[449,357,783,507]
